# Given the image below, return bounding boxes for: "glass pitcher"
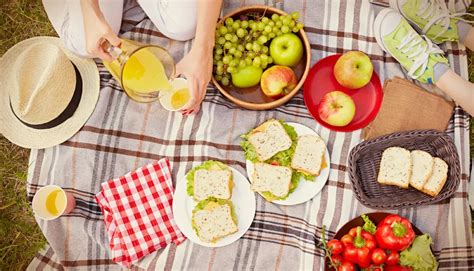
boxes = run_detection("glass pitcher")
[103,39,175,103]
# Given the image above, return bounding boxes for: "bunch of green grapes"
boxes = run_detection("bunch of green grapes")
[213,11,304,86]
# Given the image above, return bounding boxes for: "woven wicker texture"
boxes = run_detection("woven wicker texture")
[348,130,460,209]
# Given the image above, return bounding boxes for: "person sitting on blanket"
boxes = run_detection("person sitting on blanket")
[42,0,222,115]
[375,0,474,115]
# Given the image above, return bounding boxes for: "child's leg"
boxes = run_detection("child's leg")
[42,0,123,57]
[435,69,474,115]
[137,0,198,41]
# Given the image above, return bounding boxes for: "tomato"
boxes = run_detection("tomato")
[270,161,279,166]
[348,227,358,236]
[337,261,355,271]
[331,254,343,266]
[341,234,353,245]
[386,250,400,265]
[327,239,344,255]
[371,248,387,265]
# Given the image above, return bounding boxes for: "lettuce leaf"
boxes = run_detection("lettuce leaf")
[186,160,229,197]
[240,120,297,166]
[191,197,238,235]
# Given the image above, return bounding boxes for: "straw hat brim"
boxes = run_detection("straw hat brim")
[0,37,100,149]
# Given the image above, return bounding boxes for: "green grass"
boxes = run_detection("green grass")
[0,0,54,269]
[0,0,473,269]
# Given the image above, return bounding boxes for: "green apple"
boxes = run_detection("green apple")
[231,65,263,88]
[269,33,304,67]
[333,51,373,89]
[317,91,356,126]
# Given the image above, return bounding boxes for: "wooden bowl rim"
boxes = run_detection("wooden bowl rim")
[211,5,312,110]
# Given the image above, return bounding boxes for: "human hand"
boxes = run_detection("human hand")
[175,46,213,115]
[80,0,121,61]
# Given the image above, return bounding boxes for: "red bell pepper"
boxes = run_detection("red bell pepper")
[342,226,376,268]
[375,214,415,251]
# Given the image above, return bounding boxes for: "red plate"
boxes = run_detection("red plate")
[303,54,383,132]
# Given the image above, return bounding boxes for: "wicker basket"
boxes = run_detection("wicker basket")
[348,130,460,209]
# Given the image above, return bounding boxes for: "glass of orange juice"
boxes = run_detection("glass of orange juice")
[159,77,192,111]
[103,39,175,103]
[32,185,75,220]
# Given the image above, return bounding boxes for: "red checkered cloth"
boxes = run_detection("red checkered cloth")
[95,158,186,268]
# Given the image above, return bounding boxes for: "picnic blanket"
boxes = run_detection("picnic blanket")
[27,0,473,270]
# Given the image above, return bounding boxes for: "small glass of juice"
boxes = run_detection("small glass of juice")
[32,185,75,220]
[159,77,192,111]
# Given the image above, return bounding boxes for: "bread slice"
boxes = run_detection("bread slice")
[291,135,327,176]
[251,162,293,198]
[193,169,232,201]
[421,157,448,197]
[409,150,434,190]
[248,120,293,162]
[377,147,412,188]
[192,200,238,243]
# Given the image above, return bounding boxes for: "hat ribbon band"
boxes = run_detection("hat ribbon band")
[10,63,83,130]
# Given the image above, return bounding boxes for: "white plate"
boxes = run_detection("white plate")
[173,166,256,247]
[246,122,330,205]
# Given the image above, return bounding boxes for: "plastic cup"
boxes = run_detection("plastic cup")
[32,185,75,220]
[159,78,192,111]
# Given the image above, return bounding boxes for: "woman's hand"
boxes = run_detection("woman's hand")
[175,44,213,115]
[80,0,121,61]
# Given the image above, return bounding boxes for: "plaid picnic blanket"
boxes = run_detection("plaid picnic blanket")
[27,0,473,270]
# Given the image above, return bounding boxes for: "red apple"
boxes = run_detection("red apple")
[260,65,298,98]
[334,51,373,89]
[318,91,356,126]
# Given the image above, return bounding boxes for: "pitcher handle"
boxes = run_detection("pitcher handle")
[100,38,123,60]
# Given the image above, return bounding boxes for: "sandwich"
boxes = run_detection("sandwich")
[409,150,434,190]
[291,135,327,177]
[251,162,293,201]
[421,157,448,197]
[192,198,238,243]
[377,147,412,188]
[244,119,293,162]
[187,160,233,201]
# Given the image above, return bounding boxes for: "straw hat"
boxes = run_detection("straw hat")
[0,37,99,149]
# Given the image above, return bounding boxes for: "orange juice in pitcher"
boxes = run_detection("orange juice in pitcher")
[103,39,175,103]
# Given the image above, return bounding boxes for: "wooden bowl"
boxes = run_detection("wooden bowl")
[211,5,311,110]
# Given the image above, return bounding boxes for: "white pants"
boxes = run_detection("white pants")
[42,0,198,57]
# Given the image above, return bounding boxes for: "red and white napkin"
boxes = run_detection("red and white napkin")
[95,158,186,268]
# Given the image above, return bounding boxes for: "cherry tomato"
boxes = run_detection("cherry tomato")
[270,161,279,166]
[371,248,387,265]
[348,227,358,236]
[337,261,355,271]
[341,234,353,245]
[331,254,343,266]
[386,250,400,265]
[327,239,344,255]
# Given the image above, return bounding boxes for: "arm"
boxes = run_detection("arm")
[80,0,121,60]
[435,69,474,115]
[176,0,223,115]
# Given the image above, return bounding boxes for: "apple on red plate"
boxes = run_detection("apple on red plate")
[334,51,374,89]
[318,91,356,127]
